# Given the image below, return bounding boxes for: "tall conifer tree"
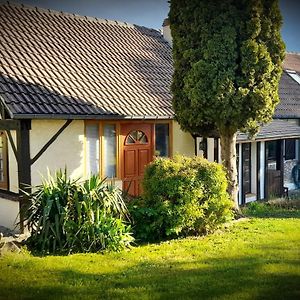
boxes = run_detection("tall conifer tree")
[169,0,285,209]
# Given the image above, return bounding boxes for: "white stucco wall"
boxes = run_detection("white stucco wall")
[206,138,215,162]
[259,141,265,199]
[250,142,257,197]
[7,130,18,193]
[0,197,19,231]
[172,121,195,157]
[30,120,85,186]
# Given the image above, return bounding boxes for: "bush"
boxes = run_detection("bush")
[129,155,233,242]
[23,170,133,254]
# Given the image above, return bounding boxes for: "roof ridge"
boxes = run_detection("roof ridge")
[286,51,300,56]
[2,0,160,32]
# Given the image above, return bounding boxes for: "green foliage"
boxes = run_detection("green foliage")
[242,199,300,218]
[129,155,233,241]
[169,0,285,136]
[23,170,133,254]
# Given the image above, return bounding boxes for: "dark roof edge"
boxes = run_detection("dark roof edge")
[274,115,300,119]
[11,113,174,120]
[237,133,300,143]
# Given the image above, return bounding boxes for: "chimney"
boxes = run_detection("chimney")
[162,18,172,45]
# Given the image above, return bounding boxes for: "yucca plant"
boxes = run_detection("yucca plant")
[23,169,78,253]
[64,176,133,253]
[23,170,133,254]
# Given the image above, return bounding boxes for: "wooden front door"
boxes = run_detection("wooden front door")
[266,140,284,198]
[121,123,153,196]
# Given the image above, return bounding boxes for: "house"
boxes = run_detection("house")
[0,3,299,230]
[196,55,300,204]
[0,2,195,230]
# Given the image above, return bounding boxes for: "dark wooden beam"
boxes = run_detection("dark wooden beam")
[0,119,20,130]
[30,120,73,165]
[16,120,31,232]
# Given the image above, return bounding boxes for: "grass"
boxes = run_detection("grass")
[0,208,300,299]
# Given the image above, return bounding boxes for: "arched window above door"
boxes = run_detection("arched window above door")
[125,130,148,145]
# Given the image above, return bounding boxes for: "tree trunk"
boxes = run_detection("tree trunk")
[219,130,240,213]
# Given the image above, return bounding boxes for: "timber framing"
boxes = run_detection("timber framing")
[30,119,73,165]
[16,119,31,232]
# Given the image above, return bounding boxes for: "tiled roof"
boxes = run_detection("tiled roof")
[276,71,300,118]
[0,2,173,119]
[0,2,299,122]
[275,53,300,119]
[237,119,300,142]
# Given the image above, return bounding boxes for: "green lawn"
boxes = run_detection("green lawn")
[1,214,300,299]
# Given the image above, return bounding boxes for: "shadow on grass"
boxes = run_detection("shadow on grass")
[1,256,299,299]
[243,210,300,219]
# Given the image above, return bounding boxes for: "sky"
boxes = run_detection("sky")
[6,0,300,52]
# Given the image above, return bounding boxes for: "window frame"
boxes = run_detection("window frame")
[101,122,119,179]
[85,120,172,180]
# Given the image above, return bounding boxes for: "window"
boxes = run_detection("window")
[125,130,148,145]
[266,140,281,171]
[86,124,99,176]
[155,124,169,157]
[285,139,296,160]
[242,143,251,198]
[286,70,300,85]
[199,137,208,159]
[103,124,117,178]
[0,131,8,189]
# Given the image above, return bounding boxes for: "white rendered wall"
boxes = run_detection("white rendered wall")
[30,120,85,186]
[172,121,195,157]
[162,24,172,45]
[0,197,19,231]
[7,130,18,193]
[260,141,265,199]
[207,138,215,162]
[250,142,257,197]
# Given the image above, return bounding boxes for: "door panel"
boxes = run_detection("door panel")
[266,140,283,197]
[138,149,150,176]
[124,150,136,177]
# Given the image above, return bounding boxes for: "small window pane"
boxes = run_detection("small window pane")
[155,124,169,157]
[86,124,99,176]
[285,139,296,160]
[131,131,138,141]
[139,133,147,144]
[104,124,117,178]
[127,135,135,144]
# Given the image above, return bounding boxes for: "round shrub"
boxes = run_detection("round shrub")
[130,155,233,241]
